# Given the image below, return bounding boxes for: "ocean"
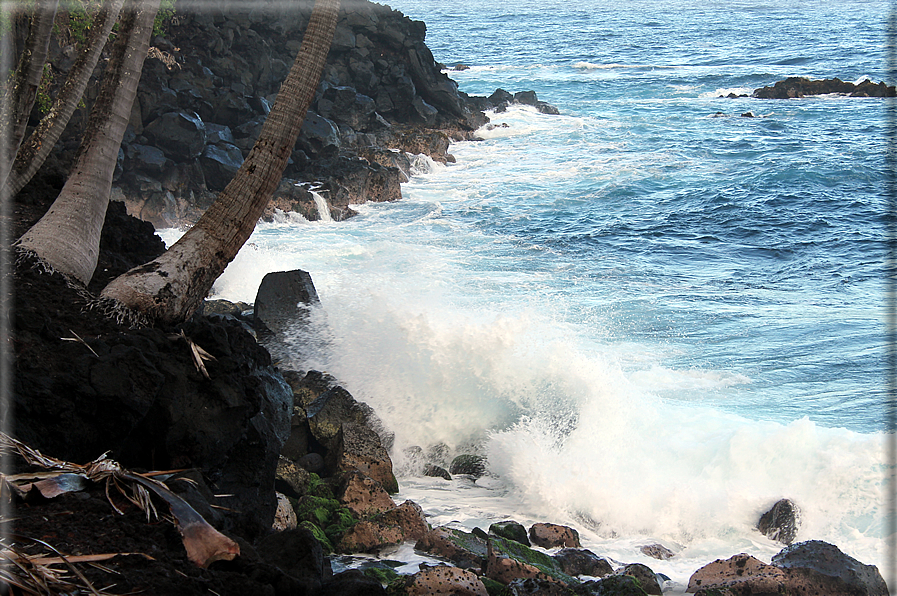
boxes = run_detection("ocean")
[164,0,895,591]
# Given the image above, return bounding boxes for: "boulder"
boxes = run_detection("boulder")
[275,455,311,497]
[528,522,581,549]
[688,543,888,596]
[204,122,235,144]
[255,527,326,591]
[485,535,579,587]
[506,578,577,595]
[553,548,613,578]
[639,543,675,560]
[331,422,398,493]
[489,520,530,546]
[338,501,428,553]
[338,519,405,553]
[143,111,207,160]
[771,540,888,595]
[615,563,662,596]
[415,526,488,571]
[757,498,800,545]
[320,569,388,595]
[423,464,451,480]
[298,111,341,156]
[449,454,487,478]
[336,471,396,518]
[199,142,244,191]
[124,143,167,174]
[405,566,488,596]
[253,269,320,335]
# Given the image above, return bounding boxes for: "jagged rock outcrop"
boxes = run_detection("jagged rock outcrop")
[753,76,896,99]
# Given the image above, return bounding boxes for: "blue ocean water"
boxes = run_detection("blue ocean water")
[177,0,895,590]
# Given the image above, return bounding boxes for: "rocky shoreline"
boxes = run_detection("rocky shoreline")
[6,1,891,594]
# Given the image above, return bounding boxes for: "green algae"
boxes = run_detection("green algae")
[489,535,580,586]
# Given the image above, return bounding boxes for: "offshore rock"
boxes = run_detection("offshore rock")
[529,522,581,549]
[757,498,800,545]
[449,454,487,478]
[415,526,489,571]
[753,76,896,98]
[423,463,452,480]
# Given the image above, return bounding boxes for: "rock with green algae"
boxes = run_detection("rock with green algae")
[589,574,652,595]
[489,520,530,546]
[485,535,580,587]
[415,526,488,570]
[449,454,487,477]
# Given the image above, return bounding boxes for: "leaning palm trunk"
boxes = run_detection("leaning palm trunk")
[4,0,126,198]
[0,0,59,189]
[15,0,161,285]
[101,0,340,325]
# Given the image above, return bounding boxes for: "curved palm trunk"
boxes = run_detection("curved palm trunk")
[101,0,341,326]
[15,0,161,285]
[0,0,59,188]
[4,0,126,198]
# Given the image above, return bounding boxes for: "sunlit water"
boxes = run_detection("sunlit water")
[162,0,894,590]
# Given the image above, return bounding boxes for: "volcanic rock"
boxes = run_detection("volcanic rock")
[490,520,531,546]
[415,526,489,570]
[553,548,614,577]
[529,522,581,549]
[405,565,488,596]
[758,498,801,545]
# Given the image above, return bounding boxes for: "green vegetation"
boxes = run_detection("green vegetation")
[291,491,357,553]
[35,62,53,113]
[490,535,580,586]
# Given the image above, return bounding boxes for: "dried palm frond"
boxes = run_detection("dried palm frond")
[0,433,240,568]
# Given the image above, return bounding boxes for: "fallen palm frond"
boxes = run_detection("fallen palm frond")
[0,539,106,596]
[0,433,240,568]
[170,330,217,379]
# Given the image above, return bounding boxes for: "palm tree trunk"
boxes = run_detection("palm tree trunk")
[15,0,161,285]
[0,0,59,188]
[100,0,340,326]
[4,0,126,198]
